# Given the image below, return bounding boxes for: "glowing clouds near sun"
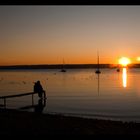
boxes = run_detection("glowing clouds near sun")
[118,57,131,67]
[137,57,140,61]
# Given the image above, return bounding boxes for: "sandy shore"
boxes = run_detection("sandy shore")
[0,109,140,135]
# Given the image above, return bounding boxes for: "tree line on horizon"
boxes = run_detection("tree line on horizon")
[0,63,139,69]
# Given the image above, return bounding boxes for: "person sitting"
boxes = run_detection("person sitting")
[34,81,46,98]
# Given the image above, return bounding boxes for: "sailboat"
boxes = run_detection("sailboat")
[116,68,120,72]
[95,52,101,74]
[60,59,66,72]
[116,64,120,72]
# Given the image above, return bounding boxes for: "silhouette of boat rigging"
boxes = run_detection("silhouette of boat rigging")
[95,52,101,74]
[60,59,66,72]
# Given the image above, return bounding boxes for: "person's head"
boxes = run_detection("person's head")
[37,80,40,84]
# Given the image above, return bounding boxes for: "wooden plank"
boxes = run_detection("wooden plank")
[0,92,38,99]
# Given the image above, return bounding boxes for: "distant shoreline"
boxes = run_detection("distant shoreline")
[0,64,140,70]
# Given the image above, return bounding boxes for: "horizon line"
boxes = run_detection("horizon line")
[0,63,139,67]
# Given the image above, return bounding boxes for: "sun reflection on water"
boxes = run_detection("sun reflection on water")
[122,68,127,88]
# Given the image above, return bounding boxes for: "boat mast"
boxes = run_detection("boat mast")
[62,58,65,69]
[95,51,101,74]
[97,51,99,70]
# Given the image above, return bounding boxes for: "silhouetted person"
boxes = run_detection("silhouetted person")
[34,81,46,98]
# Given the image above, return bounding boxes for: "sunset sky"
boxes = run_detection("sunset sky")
[1,6,140,65]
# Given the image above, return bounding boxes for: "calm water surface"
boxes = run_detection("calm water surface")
[0,68,140,122]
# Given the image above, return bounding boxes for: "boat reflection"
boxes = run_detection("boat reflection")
[122,68,127,88]
[95,74,100,96]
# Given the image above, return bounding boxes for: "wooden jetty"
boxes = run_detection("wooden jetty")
[0,91,46,108]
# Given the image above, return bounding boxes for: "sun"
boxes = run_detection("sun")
[137,57,140,61]
[118,57,131,67]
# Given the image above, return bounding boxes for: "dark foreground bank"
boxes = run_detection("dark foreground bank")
[0,109,140,135]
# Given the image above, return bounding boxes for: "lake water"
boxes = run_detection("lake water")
[0,68,140,122]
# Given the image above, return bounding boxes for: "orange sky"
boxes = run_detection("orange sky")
[1,6,140,65]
